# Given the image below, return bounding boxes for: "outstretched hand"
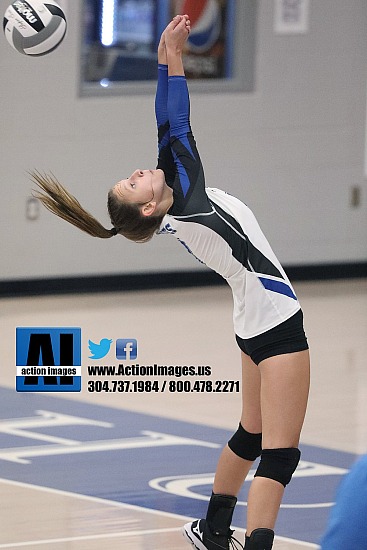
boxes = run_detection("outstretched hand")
[164,14,190,54]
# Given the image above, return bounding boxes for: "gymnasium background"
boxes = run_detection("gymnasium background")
[0,0,366,289]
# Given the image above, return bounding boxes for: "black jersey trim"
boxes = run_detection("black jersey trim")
[158,121,170,145]
[177,210,247,269]
[210,202,285,280]
[176,206,285,281]
[169,132,205,215]
[174,209,215,219]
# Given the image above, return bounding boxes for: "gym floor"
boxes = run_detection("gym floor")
[1,278,366,549]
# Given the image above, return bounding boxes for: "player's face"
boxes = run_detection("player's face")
[113,169,168,209]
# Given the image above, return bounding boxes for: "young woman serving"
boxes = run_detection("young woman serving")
[33,15,310,550]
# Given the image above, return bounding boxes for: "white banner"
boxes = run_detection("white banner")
[274,0,310,35]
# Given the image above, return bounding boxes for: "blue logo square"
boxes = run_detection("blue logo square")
[116,339,138,360]
[16,327,82,392]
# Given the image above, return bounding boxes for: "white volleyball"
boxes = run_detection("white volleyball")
[3,0,67,56]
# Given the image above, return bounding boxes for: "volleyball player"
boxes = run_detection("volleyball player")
[32,15,310,550]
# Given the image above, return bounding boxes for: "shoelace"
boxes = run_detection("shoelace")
[204,524,244,550]
[228,531,244,550]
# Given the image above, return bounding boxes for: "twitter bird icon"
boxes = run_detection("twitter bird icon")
[88,338,113,359]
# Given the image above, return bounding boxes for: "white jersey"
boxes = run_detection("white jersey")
[159,188,300,339]
[155,74,300,339]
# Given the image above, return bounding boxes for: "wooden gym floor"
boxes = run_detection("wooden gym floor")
[1,278,366,549]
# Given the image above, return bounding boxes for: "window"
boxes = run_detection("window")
[80,0,256,96]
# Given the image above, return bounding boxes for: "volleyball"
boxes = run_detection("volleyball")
[3,1,66,56]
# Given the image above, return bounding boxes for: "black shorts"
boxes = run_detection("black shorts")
[235,309,309,366]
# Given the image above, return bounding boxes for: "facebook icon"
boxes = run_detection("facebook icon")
[116,339,138,360]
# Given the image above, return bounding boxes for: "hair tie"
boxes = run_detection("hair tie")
[110,227,118,236]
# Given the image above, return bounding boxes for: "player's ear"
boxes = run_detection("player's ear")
[140,202,157,217]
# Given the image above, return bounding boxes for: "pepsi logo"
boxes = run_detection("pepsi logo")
[181,0,221,53]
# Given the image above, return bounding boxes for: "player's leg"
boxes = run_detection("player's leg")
[183,352,262,549]
[245,349,310,549]
[213,351,262,495]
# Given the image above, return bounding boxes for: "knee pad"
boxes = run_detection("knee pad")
[245,528,274,550]
[254,447,301,487]
[228,423,262,461]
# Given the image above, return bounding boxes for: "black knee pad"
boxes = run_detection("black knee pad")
[254,447,301,487]
[228,423,262,461]
[245,528,274,549]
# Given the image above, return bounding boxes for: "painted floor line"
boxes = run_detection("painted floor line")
[0,527,183,548]
[0,477,320,549]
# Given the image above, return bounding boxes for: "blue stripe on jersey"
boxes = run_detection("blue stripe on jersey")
[172,149,191,197]
[259,277,297,300]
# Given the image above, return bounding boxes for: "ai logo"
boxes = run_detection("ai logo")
[16,327,82,392]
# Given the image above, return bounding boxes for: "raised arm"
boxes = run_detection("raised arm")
[165,16,207,215]
[165,17,190,144]
[155,28,169,131]
[155,23,175,183]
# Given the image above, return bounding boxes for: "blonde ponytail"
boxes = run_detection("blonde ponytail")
[30,171,116,239]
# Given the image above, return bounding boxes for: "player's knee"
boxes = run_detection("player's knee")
[254,447,301,487]
[227,423,262,461]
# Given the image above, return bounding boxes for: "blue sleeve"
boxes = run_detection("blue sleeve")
[155,64,176,183]
[320,455,367,549]
[167,76,208,216]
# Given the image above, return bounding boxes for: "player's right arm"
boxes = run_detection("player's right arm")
[165,16,207,215]
[155,27,175,184]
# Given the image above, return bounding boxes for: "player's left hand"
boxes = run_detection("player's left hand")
[165,14,191,53]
